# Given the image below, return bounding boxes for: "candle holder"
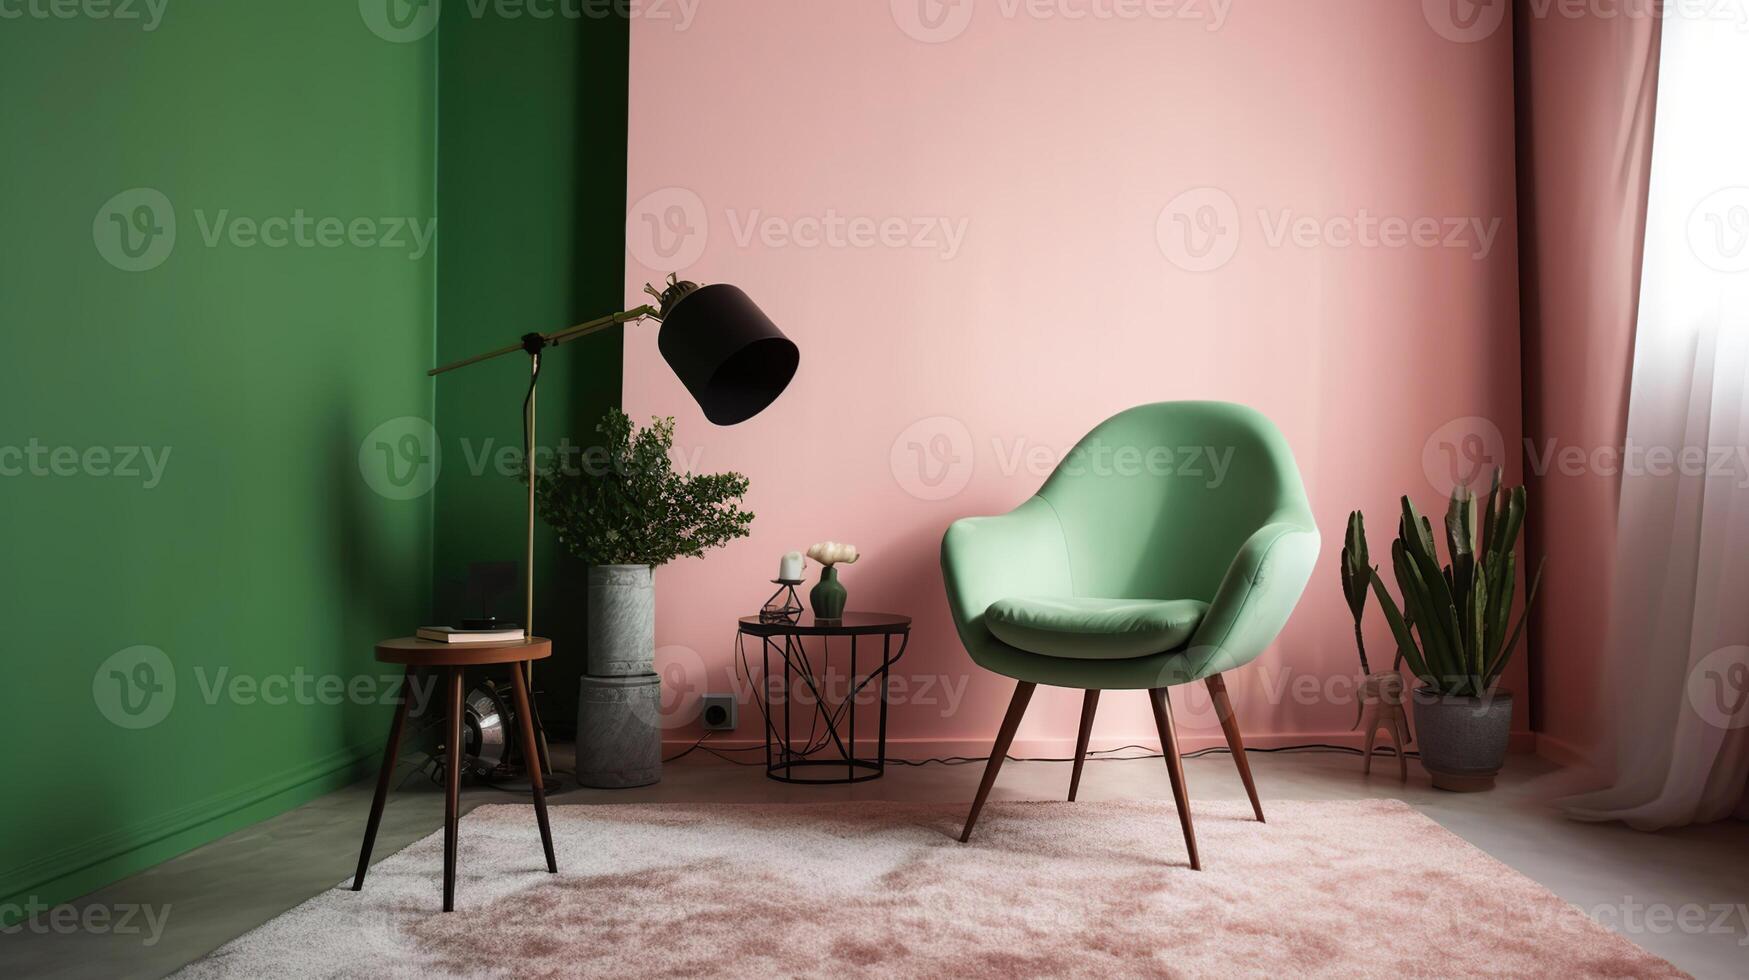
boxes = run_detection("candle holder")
[760,579,805,624]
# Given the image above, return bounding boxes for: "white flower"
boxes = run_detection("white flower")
[807,541,860,566]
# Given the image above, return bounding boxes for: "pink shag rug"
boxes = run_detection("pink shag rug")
[175,799,1682,979]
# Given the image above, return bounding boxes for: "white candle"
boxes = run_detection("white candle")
[779,551,804,581]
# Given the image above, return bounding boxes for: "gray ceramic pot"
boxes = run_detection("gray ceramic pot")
[586,564,655,677]
[1411,687,1513,791]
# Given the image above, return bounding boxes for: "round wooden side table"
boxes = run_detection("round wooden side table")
[351,637,557,912]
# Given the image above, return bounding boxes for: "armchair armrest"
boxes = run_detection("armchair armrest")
[941,496,1074,663]
[1181,519,1320,678]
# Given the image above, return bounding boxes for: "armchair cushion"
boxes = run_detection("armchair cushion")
[985,596,1209,661]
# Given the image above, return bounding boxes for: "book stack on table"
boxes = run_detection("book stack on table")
[415,626,524,644]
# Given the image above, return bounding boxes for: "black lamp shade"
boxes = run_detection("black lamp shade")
[657,284,799,425]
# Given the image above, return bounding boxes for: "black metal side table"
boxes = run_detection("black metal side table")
[737,612,911,784]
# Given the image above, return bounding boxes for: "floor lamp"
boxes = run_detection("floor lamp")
[429,274,800,774]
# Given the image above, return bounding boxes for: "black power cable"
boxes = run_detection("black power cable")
[442,741,1419,796]
[466,627,1420,792]
[687,741,1418,769]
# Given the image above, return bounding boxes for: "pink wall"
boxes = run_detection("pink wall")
[1514,9,1659,767]
[625,1,1525,755]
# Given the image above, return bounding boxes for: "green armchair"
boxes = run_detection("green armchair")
[942,402,1319,868]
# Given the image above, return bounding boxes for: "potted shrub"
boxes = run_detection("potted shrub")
[536,409,753,669]
[1355,471,1544,791]
[534,410,752,786]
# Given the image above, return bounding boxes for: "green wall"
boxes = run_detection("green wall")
[433,10,629,731]
[0,2,632,917]
[0,4,437,915]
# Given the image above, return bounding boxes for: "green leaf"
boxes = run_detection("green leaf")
[1400,497,1465,687]
[1340,511,1373,674]
[1341,510,1370,618]
[1393,537,1454,682]
[1370,568,1430,686]
[1485,556,1545,684]
[1479,468,1503,562]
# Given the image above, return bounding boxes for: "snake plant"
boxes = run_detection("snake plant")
[1365,471,1545,698]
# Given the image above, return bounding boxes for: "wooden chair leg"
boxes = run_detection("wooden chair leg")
[1205,673,1264,822]
[1148,688,1201,870]
[960,680,1036,843]
[442,668,463,912]
[507,659,557,873]
[352,666,414,891]
[1068,689,1100,802]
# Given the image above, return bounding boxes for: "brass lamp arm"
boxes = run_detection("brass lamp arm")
[427,303,661,377]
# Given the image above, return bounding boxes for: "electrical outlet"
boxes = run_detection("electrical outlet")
[700,694,737,731]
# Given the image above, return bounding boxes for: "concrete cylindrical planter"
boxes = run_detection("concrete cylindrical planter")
[1412,688,1513,792]
[586,564,655,677]
[576,673,661,788]
[579,564,660,788]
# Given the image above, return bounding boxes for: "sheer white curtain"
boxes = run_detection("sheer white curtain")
[1563,12,1749,830]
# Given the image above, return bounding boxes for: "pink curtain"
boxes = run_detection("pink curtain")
[1514,3,1662,764]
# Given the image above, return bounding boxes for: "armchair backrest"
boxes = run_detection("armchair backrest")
[1035,401,1314,602]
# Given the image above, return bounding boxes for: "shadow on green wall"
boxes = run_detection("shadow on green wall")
[0,4,437,918]
[432,10,630,733]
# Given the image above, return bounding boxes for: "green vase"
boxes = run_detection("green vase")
[809,565,847,620]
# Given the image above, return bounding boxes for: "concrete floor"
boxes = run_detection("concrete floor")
[8,746,1748,979]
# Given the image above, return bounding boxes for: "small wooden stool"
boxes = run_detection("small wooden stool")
[1356,672,1411,780]
[351,637,557,912]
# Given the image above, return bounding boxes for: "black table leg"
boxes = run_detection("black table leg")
[507,660,557,873]
[352,666,413,891]
[848,635,857,781]
[761,635,772,773]
[783,635,793,778]
[442,667,463,912]
[879,634,891,771]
